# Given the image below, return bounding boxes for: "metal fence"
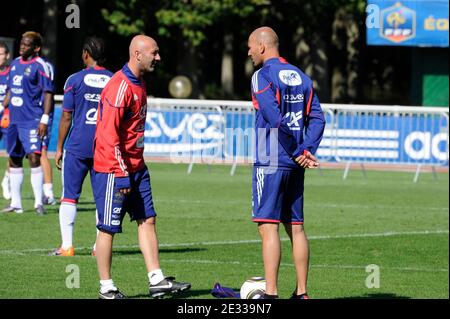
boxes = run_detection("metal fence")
[45,96,448,180]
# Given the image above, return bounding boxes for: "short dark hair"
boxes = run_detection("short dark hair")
[22,31,43,47]
[0,41,9,54]
[83,36,106,65]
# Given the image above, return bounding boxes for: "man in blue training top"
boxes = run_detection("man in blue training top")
[1,31,54,215]
[40,57,57,206]
[247,26,325,299]
[49,36,113,257]
[0,41,11,201]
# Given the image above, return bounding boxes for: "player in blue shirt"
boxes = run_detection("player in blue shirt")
[247,27,325,299]
[49,37,113,256]
[40,57,57,205]
[1,31,54,215]
[0,41,11,201]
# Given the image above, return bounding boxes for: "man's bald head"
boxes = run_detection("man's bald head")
[128,34,161,75]
[129,35,156,58]
[247,26,280,67]
[249,27,279,50]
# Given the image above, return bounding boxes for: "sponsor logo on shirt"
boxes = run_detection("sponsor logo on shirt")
[135,123,145,132]
[284,111,303,131]
[84,93,101,102]
[0,84,7,95]
[136,135,145,148]
[12,75,23,86]
[24,66,31,77]
[11,96,23,107]
[85,108,97,125]
[279,70,302,86]
[83,74,111,89]
[138,104,147,120]
[11,88,23,95]
[284,93,304,104]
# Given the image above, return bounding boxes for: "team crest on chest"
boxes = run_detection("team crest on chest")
[24,66,32,76]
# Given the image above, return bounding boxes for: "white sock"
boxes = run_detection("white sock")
[148,269,164,285]
[43,183,54,198]
[2,170,9,182]
[30,166,43,207]
[9,167,23,209]
[59,202,77,249]
[100,279,117,293]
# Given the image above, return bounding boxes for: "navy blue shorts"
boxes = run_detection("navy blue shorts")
[61,150,94,204]
[93,167,157,234]
[252,166,305,224]
[6,123,42,157]
[42,117,53,149]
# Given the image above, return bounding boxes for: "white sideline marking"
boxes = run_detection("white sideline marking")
[156,198,449,212]
[159,259,449,273]
[0,229,447,256]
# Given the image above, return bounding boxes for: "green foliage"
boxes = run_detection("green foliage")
[101,0,270,45]
[101,0,146,36]
[156,0,270,46]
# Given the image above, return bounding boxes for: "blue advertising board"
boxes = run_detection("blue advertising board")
[1,105,448,166]
[367,0,449,47]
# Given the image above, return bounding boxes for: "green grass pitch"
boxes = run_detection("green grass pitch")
[0,157,448,299]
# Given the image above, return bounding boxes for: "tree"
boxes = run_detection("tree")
[100,0,367,101]
[101,0,269,98]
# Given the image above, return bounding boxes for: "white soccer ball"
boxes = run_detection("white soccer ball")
[240,277,266,299]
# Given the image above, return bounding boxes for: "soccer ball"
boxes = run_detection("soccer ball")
[240,277,266,299]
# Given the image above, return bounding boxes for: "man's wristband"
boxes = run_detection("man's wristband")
[40,114,49,125]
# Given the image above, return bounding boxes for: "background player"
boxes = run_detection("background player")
[247,27,325,299]
[1,31,54,215]
[0,41,11,201]
[50,36,113,257]
[93,35,191,299]
[40,57,56,206]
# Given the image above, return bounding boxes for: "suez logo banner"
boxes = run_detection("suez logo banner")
[144,111,225,154]
[30,107,448,165]
[144,111,448,163]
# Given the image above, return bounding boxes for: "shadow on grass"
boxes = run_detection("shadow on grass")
[127,289,213,299]
[335,293,411,299]
[108,247,207,256]
[76,207,96,212]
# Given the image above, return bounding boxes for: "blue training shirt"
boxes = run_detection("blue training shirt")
[7,56,54,125]
[0,66,10,104]
[0,66,10,114]
[62,66,113,158]
[40,58,55,121]
[251,57,326,170]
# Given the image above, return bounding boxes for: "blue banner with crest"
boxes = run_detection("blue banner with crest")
[367,0,449,47]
